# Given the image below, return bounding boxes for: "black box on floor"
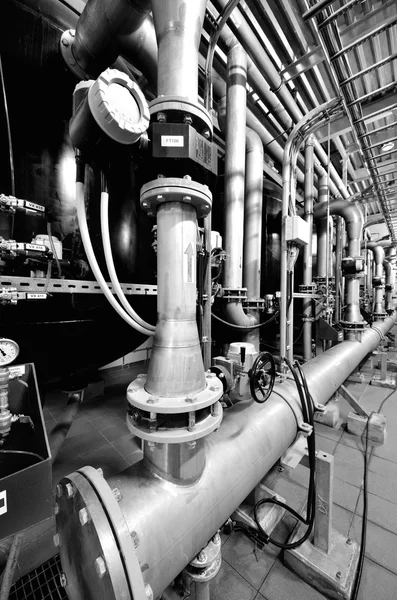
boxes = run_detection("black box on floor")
[0,364,52,541]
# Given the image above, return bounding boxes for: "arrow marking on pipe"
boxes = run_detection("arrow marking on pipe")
[184,243,194,283]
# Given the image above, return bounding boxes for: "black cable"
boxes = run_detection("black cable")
[253,358,317,549]
[351,387,396,600]
[0,450,44,461]
[211,310,280,330]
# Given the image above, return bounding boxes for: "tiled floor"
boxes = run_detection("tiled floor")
[39,343,397,599]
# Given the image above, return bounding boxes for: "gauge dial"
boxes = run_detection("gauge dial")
[0,338,20,366]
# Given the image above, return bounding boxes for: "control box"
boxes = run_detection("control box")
[285,216,310,246]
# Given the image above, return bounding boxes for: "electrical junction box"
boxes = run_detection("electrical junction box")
[285,216,310,246]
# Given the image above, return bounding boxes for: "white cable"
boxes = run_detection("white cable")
[75,181,154,336]
[100,190,155,332]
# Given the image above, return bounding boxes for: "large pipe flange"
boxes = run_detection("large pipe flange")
[55,467,148,600]
[140,177,212,218]
[149,96,213,138]
[126,373,223,444]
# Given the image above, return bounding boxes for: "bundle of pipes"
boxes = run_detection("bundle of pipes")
[54,2,397,599]
[62,0,353,201]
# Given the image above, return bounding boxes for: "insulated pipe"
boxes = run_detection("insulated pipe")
[222,46,256,331]
[303,138,315,361]
[151,0,207,101]
[100,312,396,599]
[242,128,264,349]
[71,0,157,88]
[313,199,364,325]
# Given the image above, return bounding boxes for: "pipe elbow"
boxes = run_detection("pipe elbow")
[224,302,257,328]
[366,242,385,265]
[314,199,363,255]
[245,127,263,156]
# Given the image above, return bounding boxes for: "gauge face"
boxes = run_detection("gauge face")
[0,338,20,366]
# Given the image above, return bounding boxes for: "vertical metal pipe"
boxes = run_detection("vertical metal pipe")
[223,45,247,290]
[313,200,364,326]
[334,217,343,322]
[146,202,205,396]
[242,128,263,350]
[151,0,207,101]
[203,214,212,370]
[316,175,328,278]
[303,138,315,361]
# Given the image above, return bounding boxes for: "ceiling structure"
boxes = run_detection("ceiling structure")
[201,0,397,241]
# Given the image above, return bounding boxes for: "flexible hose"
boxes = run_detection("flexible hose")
[253,358,316,549]
[0,532,23,600]
[100,190,155,332]
[75,181,154,336]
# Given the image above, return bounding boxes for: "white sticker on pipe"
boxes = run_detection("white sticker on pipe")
[161,135,184,147]
[184,243,195,283]
[0,490,7,516]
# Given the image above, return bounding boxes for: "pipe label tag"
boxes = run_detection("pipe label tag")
[0,490,7,516]
[161,135,184,147]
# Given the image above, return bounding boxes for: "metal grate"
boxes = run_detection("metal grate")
[9,555,67,600]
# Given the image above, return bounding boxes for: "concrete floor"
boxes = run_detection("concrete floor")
[18,342,397,599]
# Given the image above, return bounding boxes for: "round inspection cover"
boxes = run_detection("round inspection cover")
[88,68,150,145]
[56,471,130,600]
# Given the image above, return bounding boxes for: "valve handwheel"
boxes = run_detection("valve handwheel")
[249,352,275,403]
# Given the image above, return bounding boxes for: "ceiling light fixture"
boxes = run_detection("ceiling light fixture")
[382,142,395,152]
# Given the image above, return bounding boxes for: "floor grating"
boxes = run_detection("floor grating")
[9,555,67,600]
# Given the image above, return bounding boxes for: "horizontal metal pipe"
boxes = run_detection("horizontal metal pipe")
[71,0,157,88]
[354,103,397,125]
[318,0,363,30]
[358,120,397,139]
[302,0,339,21]
[105,313,396,598]
[331,15,397,61]
[347,81,397,108]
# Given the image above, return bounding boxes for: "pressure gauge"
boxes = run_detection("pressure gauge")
[0,338,19,366]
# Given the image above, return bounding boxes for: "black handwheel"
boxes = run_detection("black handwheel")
[249,352,276,403]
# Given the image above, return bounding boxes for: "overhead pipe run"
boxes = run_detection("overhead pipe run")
[313,199,366,333]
